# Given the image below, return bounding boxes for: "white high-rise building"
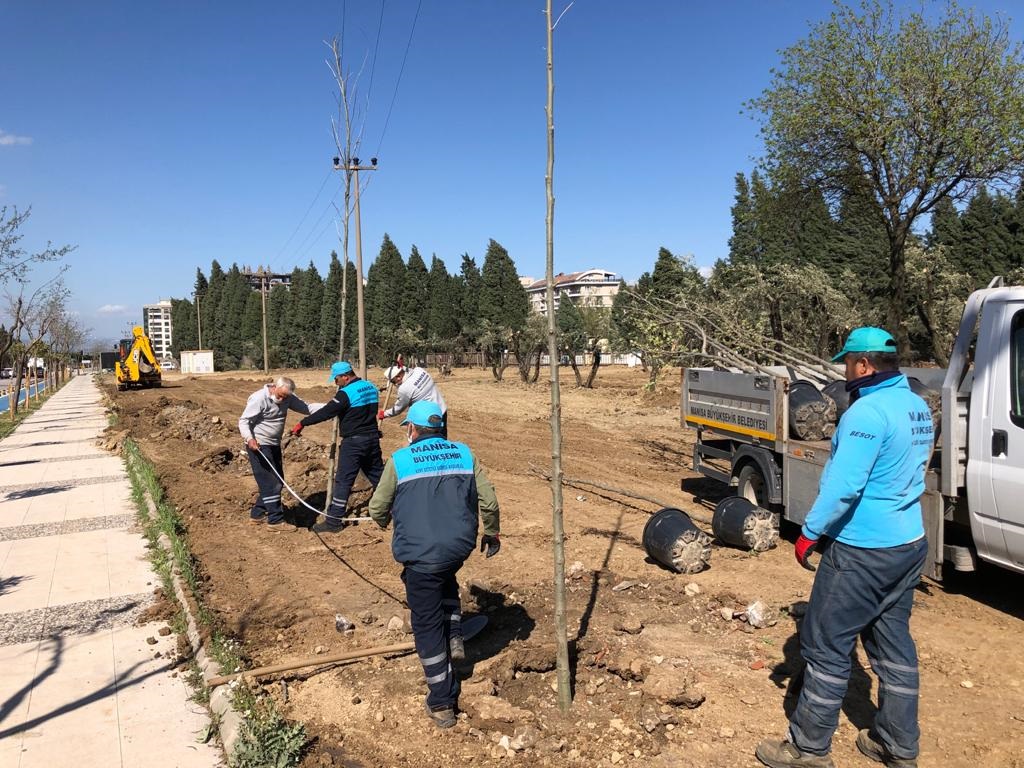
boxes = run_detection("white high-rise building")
[142,300,174,361]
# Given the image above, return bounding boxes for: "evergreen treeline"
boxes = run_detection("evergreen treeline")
[171,236,531,374]
[609,177,1024,377]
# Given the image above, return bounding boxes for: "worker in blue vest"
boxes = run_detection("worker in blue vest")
[756,327,932,768]
[291,361,384,533]
[368,400,501,729]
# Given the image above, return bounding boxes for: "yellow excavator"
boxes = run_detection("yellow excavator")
[115,326,162,390]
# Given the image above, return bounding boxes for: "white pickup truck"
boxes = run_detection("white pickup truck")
[682,280,1024,580]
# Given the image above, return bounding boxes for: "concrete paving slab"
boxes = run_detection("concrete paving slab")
[0,376,222,767]
[0,479,133,528]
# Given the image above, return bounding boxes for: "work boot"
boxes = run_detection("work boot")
[755,739,834,768]
[247,516,265,525]
[311,520,344,535]
[856,730,917,767]
[424,703,457,729]
[266,521,298,533]
[449,635,466,662]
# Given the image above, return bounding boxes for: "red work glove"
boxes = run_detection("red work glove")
[246,438,259,451]
[377,409,386,421]
[290,423,303,437]
[794,534,818,571]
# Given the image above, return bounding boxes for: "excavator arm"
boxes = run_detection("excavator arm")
[115,326,163,390]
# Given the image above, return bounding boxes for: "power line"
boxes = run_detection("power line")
[364,0,387,120]
[376,0,422,156]
[271,169,332,269]
[283,180,344,268]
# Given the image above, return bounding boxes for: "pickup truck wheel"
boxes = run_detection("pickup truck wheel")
[736,464,767,507]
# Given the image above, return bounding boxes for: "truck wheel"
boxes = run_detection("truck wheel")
[736,464,767,507]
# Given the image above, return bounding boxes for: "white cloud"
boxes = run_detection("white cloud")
[96,304,130,315]
[0,130,32,147]
[698,265,714,279]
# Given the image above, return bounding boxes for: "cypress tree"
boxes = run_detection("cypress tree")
[343,261,358,359]
[297,261,324,362]
[728,172,758,264]
[929,196,962,248]
[320,251,343,360]
[402,245,430,336]
[480,239,528,332]
[267,284,290,366]
[241,290,262,368]
[427,255,459,341]
[368,234,406,335]
[203,260,226,355]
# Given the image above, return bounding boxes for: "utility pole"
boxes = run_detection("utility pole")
[260,268,270,373]
[332,156,377,379]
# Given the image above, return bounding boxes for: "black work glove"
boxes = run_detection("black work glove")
[480,533,501,558]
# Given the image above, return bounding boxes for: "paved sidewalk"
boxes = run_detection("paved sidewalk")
[0,375,222,767]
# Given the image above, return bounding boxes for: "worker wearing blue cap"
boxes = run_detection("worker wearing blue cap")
[291,361,384,533]
[757,327,932,768]
[369,400,501,730]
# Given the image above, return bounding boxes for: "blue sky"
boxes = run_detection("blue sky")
[1,1,1021,345]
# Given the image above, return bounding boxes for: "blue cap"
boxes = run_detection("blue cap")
[831,327,898,362]
[401,400,444,428]
[329,361,354,381]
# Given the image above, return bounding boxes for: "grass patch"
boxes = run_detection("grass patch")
[122,436,306,764]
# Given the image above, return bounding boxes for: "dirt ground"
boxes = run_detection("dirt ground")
[101,366,1024,768]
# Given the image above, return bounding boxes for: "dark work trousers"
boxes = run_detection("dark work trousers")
[402,566,463,710]
[789,537,928,759]
[326,433,384,526]
[246,444,285,524]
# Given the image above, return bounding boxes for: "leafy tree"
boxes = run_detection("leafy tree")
[0,206,73,285]
[905,243,974,365]
[557,298,587,386]
[748,0,1024,354]
[610,275,651,365]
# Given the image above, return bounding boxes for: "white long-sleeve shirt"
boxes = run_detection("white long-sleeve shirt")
[382,367,447,418]
[238,385,319,446]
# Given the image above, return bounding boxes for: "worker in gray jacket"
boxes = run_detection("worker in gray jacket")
[238,376,318,531]
[378,364,449,438]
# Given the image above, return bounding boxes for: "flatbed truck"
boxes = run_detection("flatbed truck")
[682,281,1024,580]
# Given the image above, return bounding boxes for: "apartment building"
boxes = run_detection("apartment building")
[521,269,621,315]
[142,300,174,361]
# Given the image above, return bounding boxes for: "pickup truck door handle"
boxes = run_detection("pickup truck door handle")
[992,429,1008,457]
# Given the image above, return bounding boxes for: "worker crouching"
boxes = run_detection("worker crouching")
[368,400,501,728]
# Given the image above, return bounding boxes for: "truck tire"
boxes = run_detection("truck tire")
[736,463,767,508]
